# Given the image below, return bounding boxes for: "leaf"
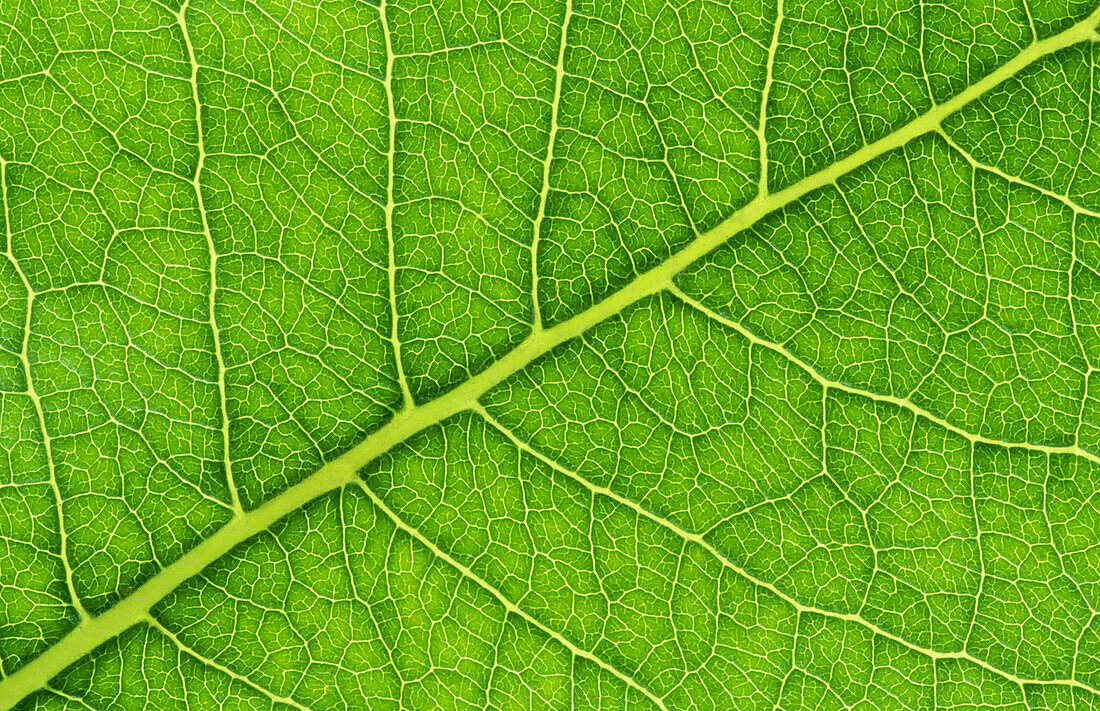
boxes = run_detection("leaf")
[1,0,1100,708]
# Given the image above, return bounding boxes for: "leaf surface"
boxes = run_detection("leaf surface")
[2,0,1100,708]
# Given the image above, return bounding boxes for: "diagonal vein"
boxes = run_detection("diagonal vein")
[1,7,1098,708]
[475,404,1100,699]
[350,478,670,710]
[669,284,1100,466]
[146,616,317,711]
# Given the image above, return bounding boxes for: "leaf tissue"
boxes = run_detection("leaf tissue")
[2,0,1100,708]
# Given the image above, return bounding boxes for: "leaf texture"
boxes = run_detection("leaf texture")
[2,0,1100,708]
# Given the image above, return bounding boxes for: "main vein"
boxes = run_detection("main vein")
[2,7,1099,708]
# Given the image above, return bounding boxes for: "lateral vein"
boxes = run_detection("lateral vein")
[669,284,1100,466]
[178,0,243,515]
[530,0,574,333]
[0,157,89,625]
[147,616,317,711]
[350,478,670,711]
[476,405,1100,699]
[380,0,416,409]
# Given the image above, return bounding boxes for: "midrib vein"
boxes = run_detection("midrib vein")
[2,9,1098,708]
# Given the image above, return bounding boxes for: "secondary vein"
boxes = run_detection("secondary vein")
[178,0,244,515]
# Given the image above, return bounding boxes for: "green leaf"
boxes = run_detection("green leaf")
[1,0,1100,708]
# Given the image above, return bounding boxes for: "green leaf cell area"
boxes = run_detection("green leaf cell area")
[2,0,1100,708]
